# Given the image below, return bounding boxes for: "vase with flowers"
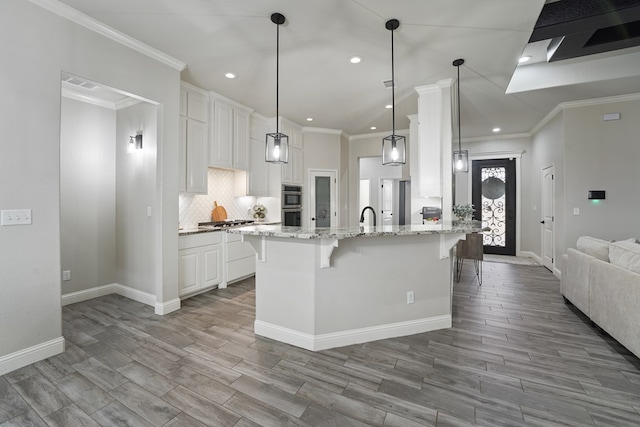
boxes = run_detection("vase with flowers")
[452,204,474,222]
[252,203,266,222]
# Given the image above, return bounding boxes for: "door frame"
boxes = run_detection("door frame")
[541,164,555,272]
[308,169,338,228]
[465,150,523,256]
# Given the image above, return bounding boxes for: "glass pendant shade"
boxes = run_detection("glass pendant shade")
[453,150,469,173]
[265,132,289,163]
[382,134,406,166]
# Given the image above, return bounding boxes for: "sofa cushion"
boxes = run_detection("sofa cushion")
[576,236,610,261]
[609,240,640,275]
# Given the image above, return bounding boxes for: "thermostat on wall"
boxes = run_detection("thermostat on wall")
[588,190,606,200]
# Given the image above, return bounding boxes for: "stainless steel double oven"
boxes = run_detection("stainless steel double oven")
[282,185,302,226]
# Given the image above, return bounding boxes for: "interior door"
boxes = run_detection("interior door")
[309,170,337,227]
[541,165,555,270]
[380,179,393,225]
[472,159,516,255]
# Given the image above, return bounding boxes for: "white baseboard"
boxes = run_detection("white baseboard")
[255,315,452,351]
[62,284,178,315]
[0,337,65,376]
[519,251,542,264]
[554,267,562,279]
[155,298,181,315]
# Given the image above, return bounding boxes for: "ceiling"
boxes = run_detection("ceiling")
[55,0,640,139]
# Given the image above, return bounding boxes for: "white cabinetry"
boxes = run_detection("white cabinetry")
[280,118,303,185]
[223,233,256,287]
[179,232,223,297]
[179,84,209,194]
[209,94,252,170]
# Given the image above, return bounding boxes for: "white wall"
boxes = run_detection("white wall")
[454,136,534,254]
[303,130,342,227]
[530,112,566,268]
[563,99,640,247]
[116,102,159,295]
[0,0,181,370]
[60,98,117,294]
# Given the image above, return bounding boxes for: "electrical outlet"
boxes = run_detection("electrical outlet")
[62,270,71,281]
[406,291,415,304]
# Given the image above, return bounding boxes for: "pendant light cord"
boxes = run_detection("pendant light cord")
[391,27,395,135]
[276,20,280,135]
[456,63,462,152]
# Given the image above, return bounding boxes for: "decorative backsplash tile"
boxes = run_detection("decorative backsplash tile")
[179,168,279,228]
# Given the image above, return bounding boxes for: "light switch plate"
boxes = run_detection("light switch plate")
[1,209,32,225]
[573,207,580,215]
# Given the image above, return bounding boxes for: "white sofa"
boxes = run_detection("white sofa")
[561,236,640,359]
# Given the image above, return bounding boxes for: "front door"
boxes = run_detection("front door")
[472,159,516,255]
[541,165,555,270]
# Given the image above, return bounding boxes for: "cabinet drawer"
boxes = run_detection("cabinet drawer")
[227,241,256,261]
[226,233,243,243]
[227,257,256,283]
[179,231,223,249]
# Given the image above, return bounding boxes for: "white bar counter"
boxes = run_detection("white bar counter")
[228,222,482,351]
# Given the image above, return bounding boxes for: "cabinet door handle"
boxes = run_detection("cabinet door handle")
[311,217,316,221]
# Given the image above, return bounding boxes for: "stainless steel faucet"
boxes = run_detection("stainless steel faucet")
[359,206,376,226]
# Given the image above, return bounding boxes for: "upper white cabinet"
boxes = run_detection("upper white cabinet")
[179,83,209,194]
[209,94,252,170]
[280,118,303,185]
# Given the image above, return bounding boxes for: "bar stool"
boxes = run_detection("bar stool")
[455,233,483,285]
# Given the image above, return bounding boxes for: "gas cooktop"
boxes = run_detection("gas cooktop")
[197,219,255,229]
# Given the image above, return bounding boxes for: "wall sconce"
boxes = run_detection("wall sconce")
[128,132,142,153]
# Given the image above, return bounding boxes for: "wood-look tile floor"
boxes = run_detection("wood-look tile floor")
[3,261,640,426]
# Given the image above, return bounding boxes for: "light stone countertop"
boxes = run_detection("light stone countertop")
[226,221,483,240]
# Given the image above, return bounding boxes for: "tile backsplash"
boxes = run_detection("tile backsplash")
[179,168,279,228]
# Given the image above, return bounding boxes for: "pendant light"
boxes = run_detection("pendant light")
[452,58,468,173]
[266,12,289,163]
[382,19,406,166]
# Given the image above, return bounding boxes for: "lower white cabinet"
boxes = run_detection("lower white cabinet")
[179,231,256,297]
[224,233,256,285]
[179,232,223,297]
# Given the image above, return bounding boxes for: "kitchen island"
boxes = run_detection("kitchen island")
[228,222,482,351]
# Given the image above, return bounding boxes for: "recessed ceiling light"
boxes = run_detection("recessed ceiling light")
[385,104,392,109]
[518,55,532,64]
[349,56,362,64]
[370,126,377,130]
[225,72,236,79]
[306,117,313,122]
[493,127,501,133]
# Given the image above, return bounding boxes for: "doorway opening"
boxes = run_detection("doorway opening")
[59,71,160,307]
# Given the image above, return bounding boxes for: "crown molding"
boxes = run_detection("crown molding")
[349,128,410,141]
[463,132,532,143]
[531,92,640,135]
[29,0,186,71]
[302,127,347,137]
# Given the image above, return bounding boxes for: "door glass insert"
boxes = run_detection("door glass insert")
[315,176,331,227]
[481,166,506,247]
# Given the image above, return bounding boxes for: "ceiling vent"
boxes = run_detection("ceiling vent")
[63,76,97,90]
[382,79,397,89]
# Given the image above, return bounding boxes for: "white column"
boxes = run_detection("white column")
[414,79,454,221]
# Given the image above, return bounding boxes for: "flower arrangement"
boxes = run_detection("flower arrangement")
[252,203,266,221]
[452,204,474,220]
